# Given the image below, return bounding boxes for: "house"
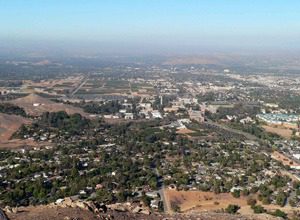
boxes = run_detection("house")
[151,111,162,119]
[124,113,134,120]
[119,109,127,113]
[240,116,253,124]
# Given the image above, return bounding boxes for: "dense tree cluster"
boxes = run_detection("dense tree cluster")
[0,103,27,117]
[81,101,122,114]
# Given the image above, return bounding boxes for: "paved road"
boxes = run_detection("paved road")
[154,168,170,213]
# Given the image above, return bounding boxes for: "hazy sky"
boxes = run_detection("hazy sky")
[1,0,300,55]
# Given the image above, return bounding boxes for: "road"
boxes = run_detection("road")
[154,168,171,213]
[70,76,88,97]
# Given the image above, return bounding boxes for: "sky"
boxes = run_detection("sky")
[1,0,300,55]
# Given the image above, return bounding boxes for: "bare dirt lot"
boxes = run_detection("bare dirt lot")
[165,190,297,216]
[271,151,300,167]
[176,128,195,135]
[9,93,90,118]
[262,125,293,139]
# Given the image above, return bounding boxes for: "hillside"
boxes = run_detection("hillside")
[9,94,90,118]
[4,206,280,220]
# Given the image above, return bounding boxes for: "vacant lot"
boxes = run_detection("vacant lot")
[166,190,248,213]
[10,93,90,118]
[165,190,297,215]
[271,151,300,167]
[262,125,293,139]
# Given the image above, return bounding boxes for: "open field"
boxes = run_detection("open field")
[262,125,293,139]
[165,190,298,215]
[76,79,131,95]
[24,76,83,89]
[73,78,155,97]
[131,82,155,93]
[176,128,195,135]
[23,76,84,95]
[9,93,90,118]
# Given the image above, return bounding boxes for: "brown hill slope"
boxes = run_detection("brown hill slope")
[0,113,31,141]
[9,94,89,117]
[4,205,281,220]
[0,113,38,149]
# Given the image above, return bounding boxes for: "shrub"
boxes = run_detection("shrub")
[225,204,240,214]
[251,205,266,214]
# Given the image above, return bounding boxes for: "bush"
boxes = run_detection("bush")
[261,196,271,205]
[276,191,287,207]
[251,205,266,214]
[270,209,287,219]
[225,204,240,214]
[242,189,249,196]
[231,190,240,198]
[289,197,298,207]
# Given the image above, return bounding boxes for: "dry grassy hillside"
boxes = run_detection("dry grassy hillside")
[9,93,90,118]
